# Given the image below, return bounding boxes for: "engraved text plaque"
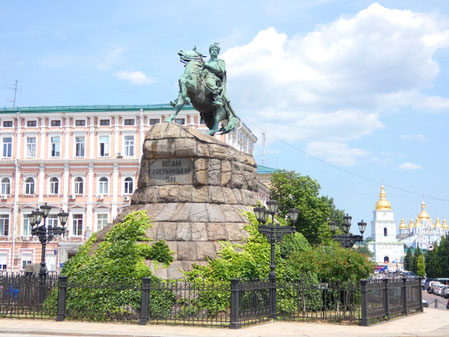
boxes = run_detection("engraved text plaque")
[149,158,193,185]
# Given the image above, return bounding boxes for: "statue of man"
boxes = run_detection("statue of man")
[203,42,226,107]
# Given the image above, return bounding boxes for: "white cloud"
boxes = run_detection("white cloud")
[114,70,155,85]
[221,3,449,165]
[306,141,368,166]
[401,134,426,142]
[398,162,422,170]
[98,47,125,71]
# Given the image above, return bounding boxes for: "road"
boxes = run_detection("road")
[422,290,448,310]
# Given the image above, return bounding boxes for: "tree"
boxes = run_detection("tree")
[354,245,374,259]
[404,247,412,271]
[269,170,339,245]
[417,255,426,277]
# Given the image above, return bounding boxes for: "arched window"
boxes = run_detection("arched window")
[1,178,10,195]
[124,177,133,194]
[384,256,389,263]
[74,177,84,195]
[50,177,59,195]
[99,177,108,195]
[384,227,388,237]
[25,177,35,195]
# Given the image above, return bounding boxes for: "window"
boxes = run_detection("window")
[0,254,7,270]
[175,118,185,125]
[21,254,32,270]
[75,136,85,157]
[384,227,388,236]
[99,177,108,195]
[2,137,12,157]
[149,118,160,126]
[124,119,135,126]
[74,177,84,195]
[1,178,10,195]
[47,214,58,227]
[25,177,35,195]
[27,120,37,127]
[75,120,85,126]
[124,177,134,194]
[124,135,134,157]
[72,214,83,236]
[3,121,13,127]
[99,135,110,157]
[51,120,61,127]
[23,215,31,237]
[50,136,60,157]
[96,213,108,231]
[0,214,9,236]
[50,177,59,195]
[26,137,37,158]
[100,119,110,126]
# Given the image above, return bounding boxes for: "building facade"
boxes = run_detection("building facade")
[367,186,404,266]
[0,104,257,272]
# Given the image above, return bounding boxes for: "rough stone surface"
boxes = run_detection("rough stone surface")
[112,122,258,279]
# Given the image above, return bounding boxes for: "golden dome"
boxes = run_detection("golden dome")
[415,218,422,228]
[418,201,431,221]
[443,219,448,230]
[375,185,391,210]
[435,218,442,228]
[409,219,415,229]
[399,218,407,229]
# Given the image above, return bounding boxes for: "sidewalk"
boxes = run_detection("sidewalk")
[0,308,448,337]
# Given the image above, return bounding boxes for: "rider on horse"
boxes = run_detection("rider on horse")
[203,42,227,108]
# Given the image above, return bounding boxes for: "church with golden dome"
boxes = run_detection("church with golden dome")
[367,186,405,265]
[398,201,449,250]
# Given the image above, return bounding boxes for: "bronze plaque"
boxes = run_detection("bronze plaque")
[149,158,193,185]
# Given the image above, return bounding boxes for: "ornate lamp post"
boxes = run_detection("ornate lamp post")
[329,214,366,248]
[254,200,299,318]
[29,204,68,279]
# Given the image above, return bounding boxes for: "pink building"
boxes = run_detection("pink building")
[0,104,256,272]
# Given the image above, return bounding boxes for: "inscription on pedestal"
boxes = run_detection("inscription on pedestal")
[149,158,193,185]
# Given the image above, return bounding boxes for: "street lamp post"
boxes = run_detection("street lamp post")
[29,204,68,302]
[254,200,299,318]
[329,214,366,248]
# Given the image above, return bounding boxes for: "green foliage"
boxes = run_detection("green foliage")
[353,245,374,259]
[43,211,174,319]
[426,235,449,278]
[411,247,422,274]
[404,247,413,271]
[269,170,338,245]
[417,255,426,277]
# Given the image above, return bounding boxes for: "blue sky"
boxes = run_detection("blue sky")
[1,0,449,237]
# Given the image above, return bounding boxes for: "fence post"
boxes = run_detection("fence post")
[402,277,408,316]
[230,279,241,329]
[139,277,151,325]
[383,278,390,320]
[418,277,423,312]
[56,276,68,322]
[360,279,369,326]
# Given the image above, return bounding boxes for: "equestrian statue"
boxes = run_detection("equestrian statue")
[166,43,239,136]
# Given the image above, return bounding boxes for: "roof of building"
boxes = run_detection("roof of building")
[257,165,279,174]
[375,185,392,210]
[0,104,195,114]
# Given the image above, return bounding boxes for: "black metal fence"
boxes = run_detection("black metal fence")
[0,273,423,328]
[360,277,423,326]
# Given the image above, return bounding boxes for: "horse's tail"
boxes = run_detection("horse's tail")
[222,101,240,134]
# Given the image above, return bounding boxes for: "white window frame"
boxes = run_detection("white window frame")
[98,118,111,127]
[0,251,9,270]
[47,214,59,227]
[74,119,86,127]
[0,213,10,237]
[98,134,110,157]
[96,212,109,232]
[149,118,160,126]
[73,176,84,195]
[24,177,35,195]
[123,176,134,195]
[25,135,37,158]
[2,119,13,128]
[20,251,33,270]
[50,119,62,127]
[1,177,11,195]
[2,135,13,158]
[123,133,135,157]
[22,212,31,237]
[74,134,86,158]
[49,134,61,158]
[123,118,136,126]
[98,176,109,195]
[49,176,60,195]
[71,213,84,237]
[26,119,38,128]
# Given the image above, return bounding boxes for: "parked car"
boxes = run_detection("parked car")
[422,299,429,307]
[402,271,417,278]
[443,286,449,299]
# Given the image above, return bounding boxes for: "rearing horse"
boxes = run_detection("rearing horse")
[166,48,239,136]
